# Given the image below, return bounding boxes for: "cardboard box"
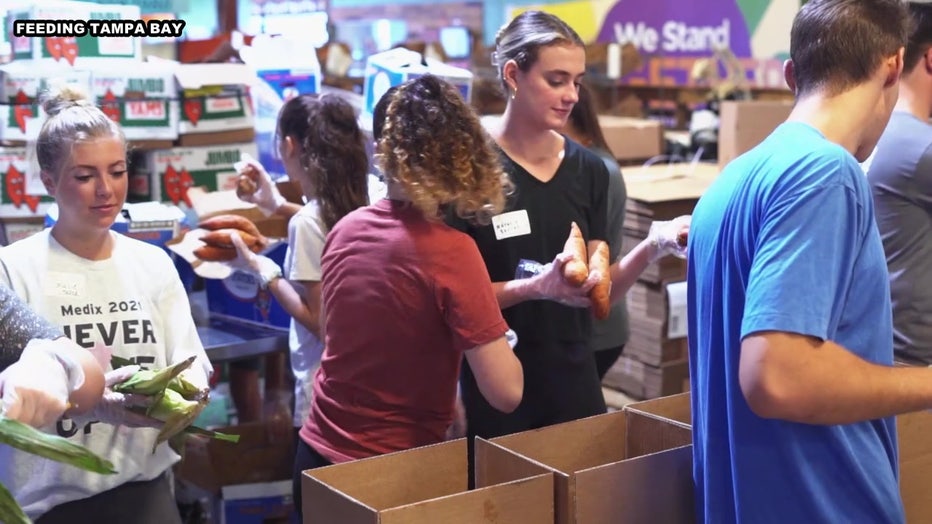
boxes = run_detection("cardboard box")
[603,355,689,400]
[362,47,472,120]
[478,410,694,524]
[90,60,179,142]
[221,480,293,524]
[303,438,554,524]
[0,145,53,218]
[599,116,664,162]
[204,242,291,329]
[0,216,45,246]
[623,392,932,524]
[133,143,259,208]
[174,63,256,146]
[717,100,793,169]
[7,1,142,66]
[45,201,186,249]
[0,60,93,142]
[176,419,295,495]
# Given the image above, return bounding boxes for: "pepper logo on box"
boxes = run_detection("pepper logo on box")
[12,18,186,39]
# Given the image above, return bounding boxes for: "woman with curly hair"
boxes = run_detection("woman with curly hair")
[288,75,523,518]
[231,93,371,432]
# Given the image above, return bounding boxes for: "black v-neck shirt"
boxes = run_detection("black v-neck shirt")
[450,137,609,347]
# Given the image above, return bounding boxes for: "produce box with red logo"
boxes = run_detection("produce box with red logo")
[89,60,178,142]
[132,143,259,210]
[7,1,142,67]
[0,61,92,142]
[174,63,256,147]
[0,146,53,218]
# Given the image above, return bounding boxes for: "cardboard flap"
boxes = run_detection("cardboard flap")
[624,163,720,204]
[490,411,627,474]
[380,474,553,524]
[305,439,467,511]
[575,445,695,524]
[474,437,553,488]
[303,474,379,524]
[624,393,693,459]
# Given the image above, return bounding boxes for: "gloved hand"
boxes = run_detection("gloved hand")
[0,338,85,428]
[235,153,287,217]
[230,232,283,286]
[529,252,597,307]
[75,365,162,429]
[647,214,691,262]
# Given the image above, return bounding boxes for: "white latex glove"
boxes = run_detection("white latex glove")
[529,252,598,307]
[230,232,283,286]
[0,338,85,427]
[75,365,162,429]
[235,153,286,217]
[647,214,691,263]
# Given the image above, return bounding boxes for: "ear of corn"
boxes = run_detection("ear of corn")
[167,374,207,401]
[0,480,29,524]
[112,356,195,396]
[0,417,116,475]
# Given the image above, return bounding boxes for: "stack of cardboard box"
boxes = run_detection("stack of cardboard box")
[602,162,719,400]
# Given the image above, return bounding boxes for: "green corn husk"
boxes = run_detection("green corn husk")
[184,425,240,444]
[129,388,207,453]
[0,417,116,475]
[167,374,207,401]
[0,480,29,524]
[110,355,134,369]
[112,356,196,396]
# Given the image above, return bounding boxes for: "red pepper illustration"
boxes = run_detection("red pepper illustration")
[44,37,63,61]
[6,164,24,208]
[100,89,120,123]
[183,99,202,127]
[60,37,78,66]
[23,194,40,214]
[12,90,33,134]
[163,164,182,205]
[179,168,194,207]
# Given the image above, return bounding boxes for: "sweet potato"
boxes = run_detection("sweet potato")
[200,228,266,253]
[198,214,261,239]
[193,245,237,262]
[588,241,611,320]
[562,222,589,286]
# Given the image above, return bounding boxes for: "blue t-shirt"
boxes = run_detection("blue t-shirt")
[687,122,901,523]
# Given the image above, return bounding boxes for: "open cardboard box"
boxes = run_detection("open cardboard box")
[302,438,554,523]
[477,410,694,524]
[175,418,295,495]
[623,392,932,523]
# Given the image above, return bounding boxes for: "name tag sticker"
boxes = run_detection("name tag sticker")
[492,210,532,240]
[46,272,86,298]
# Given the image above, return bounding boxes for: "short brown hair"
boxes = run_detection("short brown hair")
[790,0,910,96]
[378,75,512,225]
[904,2,932,74]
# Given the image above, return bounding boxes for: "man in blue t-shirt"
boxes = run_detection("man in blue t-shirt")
[688,1,926,522]
[867,2,932,365]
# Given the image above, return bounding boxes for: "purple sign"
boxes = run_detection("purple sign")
[597,0,751,58]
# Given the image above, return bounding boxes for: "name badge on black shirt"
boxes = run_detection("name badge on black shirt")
[492,209,531,240]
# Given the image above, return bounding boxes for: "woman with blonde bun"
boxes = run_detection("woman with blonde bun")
[0,85,212,524]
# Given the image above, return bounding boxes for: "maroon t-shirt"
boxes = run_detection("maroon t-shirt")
[301,199,507,463]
